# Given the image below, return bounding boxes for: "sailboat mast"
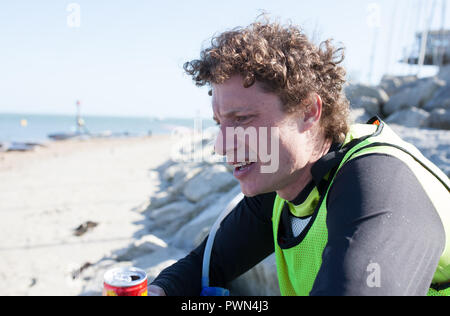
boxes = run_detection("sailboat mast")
[439,0,447,67]
[418,0,438,74]
[385,0,400,75]
[76,100,81,134]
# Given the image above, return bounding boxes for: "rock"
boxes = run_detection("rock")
[379,75,418,96]
[148,201,198,237]
[383,77,446,116]
[228,254,280,296]
[170,132,220,165]
[154,159,177,175]
[345,84,389,105]
[350,96,380,116]
[424,86,450,111]
[183,164,237,202]
[391,124,450,176]
[427,108,450,130]
[385,107,430,128]
[163,163,202,183]
[132,247,186,283]
[147,190,178,211]
[113,235,168,261]
[349,108,372,124]
[162,164,184,182]
[148,200,195,221]
[168,166,203,194]
[437,65,450,84]
[147,165,207,211]
[170,185,242,250]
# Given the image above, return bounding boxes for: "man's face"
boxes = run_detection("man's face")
[212,75,315,197]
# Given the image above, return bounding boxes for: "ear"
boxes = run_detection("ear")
[300,93,322,132]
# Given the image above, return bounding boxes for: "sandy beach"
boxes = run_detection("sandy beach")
[0,135,175,295]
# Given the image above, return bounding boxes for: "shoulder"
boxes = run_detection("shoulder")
[326,153,444,239]
[312,153,446,295]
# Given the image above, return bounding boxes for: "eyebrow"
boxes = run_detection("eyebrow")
[213,107,254,121]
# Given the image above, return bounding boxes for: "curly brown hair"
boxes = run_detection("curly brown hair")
[184,19,350,143]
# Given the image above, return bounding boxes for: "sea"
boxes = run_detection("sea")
[0,113,216,144]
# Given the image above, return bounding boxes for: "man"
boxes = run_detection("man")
[149,19,450,296]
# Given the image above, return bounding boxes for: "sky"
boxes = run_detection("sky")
[0,0,449,119]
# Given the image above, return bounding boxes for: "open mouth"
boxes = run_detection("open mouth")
[230,161,257,179]
[233,161,256,171]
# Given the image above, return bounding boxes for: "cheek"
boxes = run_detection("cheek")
[277,145,296,172]
[277,131,308,170]
[277,128,298,159]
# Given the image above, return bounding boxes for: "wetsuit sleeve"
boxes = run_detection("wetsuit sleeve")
[310,154,445,296]
[151,192,276,296]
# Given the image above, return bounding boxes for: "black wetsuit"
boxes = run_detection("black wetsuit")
[151,147,445,296]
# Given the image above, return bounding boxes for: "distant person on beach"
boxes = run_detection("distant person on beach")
[150,18,450,296]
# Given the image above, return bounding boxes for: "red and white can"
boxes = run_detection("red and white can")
[103,267,148,296]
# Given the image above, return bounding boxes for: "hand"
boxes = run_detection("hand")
[148,285,167,296]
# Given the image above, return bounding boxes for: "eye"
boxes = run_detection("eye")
[235,116,250,124]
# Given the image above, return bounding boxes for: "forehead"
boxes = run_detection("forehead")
[212,76,279,116]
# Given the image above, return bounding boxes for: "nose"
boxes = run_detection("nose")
[214,126,240,163]
[214,126,255,163]
[214,127,226,156]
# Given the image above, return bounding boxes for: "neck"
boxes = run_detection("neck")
[277,137,332,201]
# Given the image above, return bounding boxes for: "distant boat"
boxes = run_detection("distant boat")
[47,99,91,141]
[47,132,81,141]
[0,141,44,152]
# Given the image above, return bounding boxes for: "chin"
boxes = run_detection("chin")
[238,182,260,197]
[236,163,282,197]
[239,179,274,197]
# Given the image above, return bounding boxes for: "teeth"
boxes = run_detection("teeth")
[234,161,254,168]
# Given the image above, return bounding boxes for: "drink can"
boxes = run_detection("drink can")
[103,267,148,296]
